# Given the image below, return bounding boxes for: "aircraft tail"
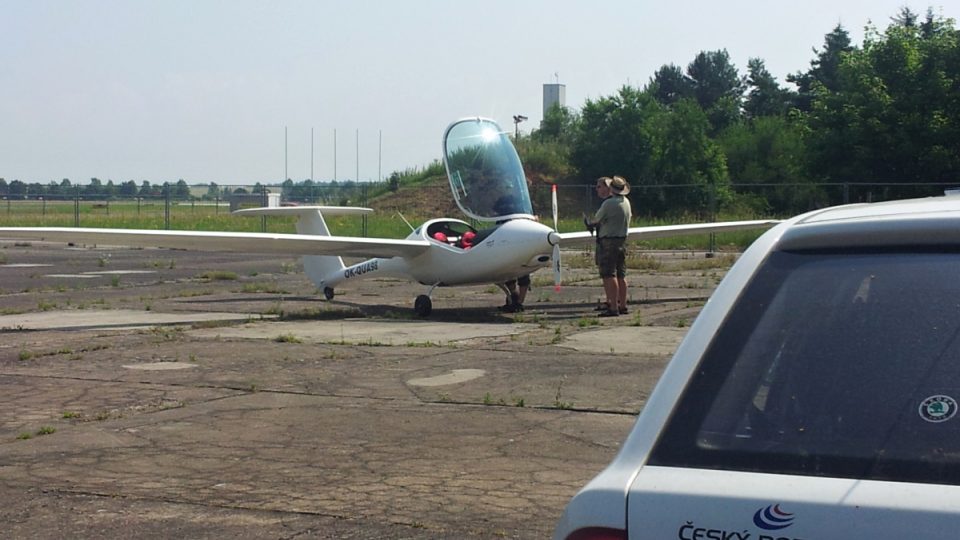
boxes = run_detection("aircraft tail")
[232,206,373,287]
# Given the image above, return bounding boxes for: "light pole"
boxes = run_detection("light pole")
[513,114,528,140]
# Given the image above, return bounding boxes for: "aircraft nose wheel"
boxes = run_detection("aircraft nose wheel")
[414,294,432,317]
[323,287,335,300]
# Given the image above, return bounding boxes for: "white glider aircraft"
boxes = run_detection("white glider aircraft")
[0,118,775,316]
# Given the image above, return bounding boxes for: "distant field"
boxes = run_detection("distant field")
[0,199,769,250]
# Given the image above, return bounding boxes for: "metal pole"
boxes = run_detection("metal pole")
[362,183,368,237]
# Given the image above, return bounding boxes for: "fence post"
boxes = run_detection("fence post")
[165,191,171,229]
[707,182,717,257]
[74,187,80,227]
[260,186,267,232]
[362,184,368,237]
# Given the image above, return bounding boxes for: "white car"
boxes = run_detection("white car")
[555,196,960,540]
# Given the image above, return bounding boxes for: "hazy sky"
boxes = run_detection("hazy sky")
[2,1,950,185]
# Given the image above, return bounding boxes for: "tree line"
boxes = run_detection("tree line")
[0,176,374,204]
[519,7,959,216]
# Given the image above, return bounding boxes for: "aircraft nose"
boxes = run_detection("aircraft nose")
[547,231,561,246]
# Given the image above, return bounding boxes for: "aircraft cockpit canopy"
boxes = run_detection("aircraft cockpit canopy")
[442,118,534,223]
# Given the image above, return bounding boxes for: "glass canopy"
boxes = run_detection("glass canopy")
[442,118,533,222]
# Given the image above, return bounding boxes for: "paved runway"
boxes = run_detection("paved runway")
[0,241,725,538]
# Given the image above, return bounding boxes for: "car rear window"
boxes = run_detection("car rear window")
[649,249,960,485]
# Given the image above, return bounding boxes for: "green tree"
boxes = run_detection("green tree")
[138,181,155,198]
[806,9,960,198]
[719,116,819,213]
[571,85,660,184]
[533,103,580,144]
[744,58,797,118]
[649,64,694,107]
[646,99,732,215]
[174,179,191,200]
[788,24,854,111]
[119,180,138,197]
[205,182,220,200]
[86,177,103,197]
[8,180,26,197]
[686,50,744,133]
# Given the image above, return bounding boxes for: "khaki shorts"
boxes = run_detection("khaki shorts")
[596,237,626,278]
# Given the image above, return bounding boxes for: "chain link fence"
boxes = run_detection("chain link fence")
[1,181,957,234]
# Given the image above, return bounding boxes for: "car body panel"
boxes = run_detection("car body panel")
[555,196,960,540]
[630,467,960,539]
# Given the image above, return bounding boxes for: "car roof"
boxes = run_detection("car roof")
[777,195,960,250]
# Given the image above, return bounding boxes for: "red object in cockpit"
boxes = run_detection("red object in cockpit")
[460,231,476,249]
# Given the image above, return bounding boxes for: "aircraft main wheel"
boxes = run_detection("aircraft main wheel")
[323,287,335,300]
[414,295,432,317]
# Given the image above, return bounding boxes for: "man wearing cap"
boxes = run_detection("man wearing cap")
[588,176,632,317]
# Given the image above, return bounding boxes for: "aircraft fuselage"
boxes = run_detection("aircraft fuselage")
[320,218,556,290]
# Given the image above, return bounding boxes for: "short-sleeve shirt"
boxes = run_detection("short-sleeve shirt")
[594,195,632,238]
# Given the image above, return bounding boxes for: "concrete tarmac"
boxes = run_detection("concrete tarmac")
[0,241,729,538]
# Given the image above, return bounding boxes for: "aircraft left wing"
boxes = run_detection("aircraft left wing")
[0,227,431,259]
[557,219,779,247]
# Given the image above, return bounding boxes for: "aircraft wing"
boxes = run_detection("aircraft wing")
[0,227,431,259]
[557,219,779,247]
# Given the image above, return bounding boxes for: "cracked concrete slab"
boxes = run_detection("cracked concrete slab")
[0,246,732,538]
[186,319,539,345]
[0,309,272,331]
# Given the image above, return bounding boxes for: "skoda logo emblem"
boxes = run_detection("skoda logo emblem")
[919,395,958,423]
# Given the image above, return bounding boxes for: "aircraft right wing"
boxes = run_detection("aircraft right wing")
[557,219,779,247]
[0,227,431,259]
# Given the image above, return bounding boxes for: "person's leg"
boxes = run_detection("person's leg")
[597,240,619,316]
[617,242,628,313]
[602,276,620,315]
[617,276,628,313]
[501,279,520,312]
[517,274,531,305]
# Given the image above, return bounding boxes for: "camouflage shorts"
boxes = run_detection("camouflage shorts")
[595,237,626,278]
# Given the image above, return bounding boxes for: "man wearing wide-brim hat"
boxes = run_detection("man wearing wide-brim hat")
[587,175,632,317]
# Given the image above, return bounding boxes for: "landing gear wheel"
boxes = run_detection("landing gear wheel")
[414,294,432,317]
[323,287,335,300]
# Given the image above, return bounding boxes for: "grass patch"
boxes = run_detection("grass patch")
[278,307,364,320]
[273,333,303,343]
[241,282,289,294]
[197,270,238,281]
